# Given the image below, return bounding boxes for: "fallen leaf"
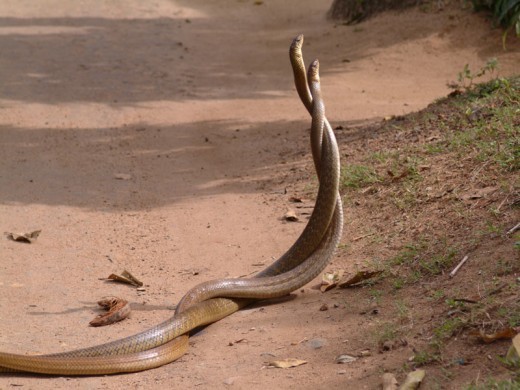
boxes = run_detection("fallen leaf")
[114,173,132,180]
[460,186,497,201]
[89,297,130,327]
[470,327,519,343]
[382,373,398,390]
[268,358,307,368]
[5,230,41,244]
[288,196,303,203]
[335,354,357,364]
[338,270,383,288]
[283,209,299,222]
[107,269,143,287]
[320,270,344,292]
[399,369,425,390]
[505,334,520,368]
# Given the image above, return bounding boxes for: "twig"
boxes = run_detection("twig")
[352,232,375,242]
[449,255,469,278]
[482,282,508,298]
[506,222,520,235]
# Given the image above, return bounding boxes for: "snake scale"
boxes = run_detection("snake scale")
[0,35,344,375]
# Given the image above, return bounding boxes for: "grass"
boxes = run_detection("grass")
[465,378,520,390]
[335,76,519,387]
[341,164,380,189]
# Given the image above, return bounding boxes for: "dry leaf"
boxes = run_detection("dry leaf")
[505,334,520,367]
[338,270,383,288]
[320,269,344,292]
[114,173,132,180]
[268,358,307,368]
[460,186,497,200]
[288,196,303,203]
[470,327,519,343]
[89,297,130,327]
[399,369,425,390]
[382,373,398,390]
[335,354,357,364]
[283,209,299,222]
[107,269,143,287]
[5,230,41,244]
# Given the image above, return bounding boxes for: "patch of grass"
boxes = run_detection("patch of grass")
[443,77,520,171]
[424,142,446,155]
[465,377,520,390]
[429,289,446,301]
[390,238,459,278]
[341,164,380,189]
[390,242,424,266]
[393,277,405,290]
[394,300,411,322]
[497,305,520,327]
[418,246,458,276]
[373,322,400,347]
[368,288,383,304]
[433,317,466,340]
[413,349,441,366]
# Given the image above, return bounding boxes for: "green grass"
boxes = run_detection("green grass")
[444,78,520,171]
[341,164,380,188]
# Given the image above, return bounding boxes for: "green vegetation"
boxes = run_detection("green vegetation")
[340,164,380,188]
[337,75,519,387]
[471,0,520,45]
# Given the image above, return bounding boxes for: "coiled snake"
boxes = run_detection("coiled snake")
[0,35,344,375]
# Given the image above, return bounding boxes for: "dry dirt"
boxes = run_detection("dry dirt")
[0,1,519,389]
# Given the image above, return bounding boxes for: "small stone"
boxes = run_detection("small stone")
[319,303,329,311]
[307,338,327,349]
[223,377,235,385]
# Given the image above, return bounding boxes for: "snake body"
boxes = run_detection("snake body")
[0,35,343,375]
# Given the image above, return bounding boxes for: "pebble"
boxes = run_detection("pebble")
[307,338,327,349]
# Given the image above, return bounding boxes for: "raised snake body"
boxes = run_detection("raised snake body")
[0,35,344,375]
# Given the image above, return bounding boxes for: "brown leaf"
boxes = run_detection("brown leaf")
[400,369,425,390]
[288,196,303,203]
[470,327,519,343]
[381,373,398,390]
[506,334,520,367]
[338,270,383,288]
[5,230,41,244]
[460,186,497,201]
[268,358,307,368]
[107,269,143,287]
[114,173,132,180]
[89,297,131,327]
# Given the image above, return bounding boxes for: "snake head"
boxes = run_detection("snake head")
[308,59,320,82]
[290,34,304,57]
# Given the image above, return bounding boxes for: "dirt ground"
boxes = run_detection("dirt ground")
[0,1,519,389]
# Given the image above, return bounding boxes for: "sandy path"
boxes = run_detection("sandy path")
[0,1,518,389]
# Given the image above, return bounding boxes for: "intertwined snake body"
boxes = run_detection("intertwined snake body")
[0,35,344,375]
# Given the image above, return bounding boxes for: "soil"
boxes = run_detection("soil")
[0,1,519,389]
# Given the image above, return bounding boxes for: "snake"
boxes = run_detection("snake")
[0,35,344,375]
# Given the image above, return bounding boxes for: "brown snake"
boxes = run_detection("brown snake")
[0,35,344,375]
